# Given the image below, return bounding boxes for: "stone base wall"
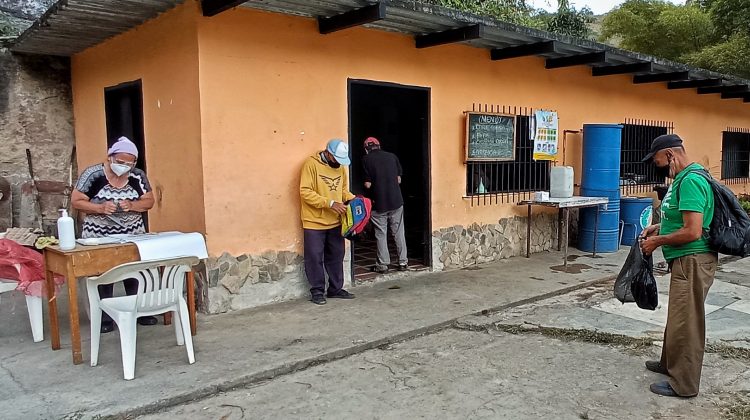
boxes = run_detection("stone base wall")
[200,215,560,313]
[202,248,352,314]
[431,213,558,271]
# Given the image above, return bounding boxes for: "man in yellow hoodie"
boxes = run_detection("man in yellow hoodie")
[300,139,357,305]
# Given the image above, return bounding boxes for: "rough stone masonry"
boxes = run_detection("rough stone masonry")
[204,212,560,314]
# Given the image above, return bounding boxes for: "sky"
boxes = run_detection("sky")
[528,0,684,15]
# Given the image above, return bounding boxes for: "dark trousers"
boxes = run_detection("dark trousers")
[98,279,139,323]
[304,227,345,297]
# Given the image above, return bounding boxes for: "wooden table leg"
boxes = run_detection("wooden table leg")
[187,271,197,336]
[164,312,172,325]
[45,269,61,350]
[66,260,83,365]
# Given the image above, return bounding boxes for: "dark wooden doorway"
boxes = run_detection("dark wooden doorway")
[348,79,431,279]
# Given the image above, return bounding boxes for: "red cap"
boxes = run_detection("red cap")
[364,137,380,148]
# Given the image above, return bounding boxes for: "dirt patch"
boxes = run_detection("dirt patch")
[550,263,592,274]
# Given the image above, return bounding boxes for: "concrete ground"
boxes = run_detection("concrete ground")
[5,248,749,419]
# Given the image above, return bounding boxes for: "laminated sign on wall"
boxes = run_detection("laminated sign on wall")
[531,110,559,161]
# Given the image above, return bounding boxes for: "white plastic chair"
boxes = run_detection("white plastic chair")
[86,257,199,380]
[0,263,44,343]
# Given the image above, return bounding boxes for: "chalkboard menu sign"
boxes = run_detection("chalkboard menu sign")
[465,112,516,161]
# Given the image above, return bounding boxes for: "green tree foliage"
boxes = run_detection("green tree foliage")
[684,33,750,78]
[537,0,595,39]
[424,0,539,26]
[428,0,594,39]
[600,1,713,61]
[708,0,750,39]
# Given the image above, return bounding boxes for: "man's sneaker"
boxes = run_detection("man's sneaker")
[311,294,327,305]
[398,264,409,272]
[327,289,355,299]
[373,265,388,274]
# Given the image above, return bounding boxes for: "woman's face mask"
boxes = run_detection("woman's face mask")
[110,158,134,176]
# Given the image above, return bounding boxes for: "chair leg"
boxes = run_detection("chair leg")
[178,299,195,364]
[89,307,103,367]
[24,295,44,343]
[173,310,185,346]
[117,314,138,380]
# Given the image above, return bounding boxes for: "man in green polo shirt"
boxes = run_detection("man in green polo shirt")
[639,133,717,398]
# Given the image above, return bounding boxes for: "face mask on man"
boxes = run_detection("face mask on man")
[321,152,341,169]
[110,160,132,176]
[654,155,672,179]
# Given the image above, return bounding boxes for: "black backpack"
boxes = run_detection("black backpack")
[675,169,750,257]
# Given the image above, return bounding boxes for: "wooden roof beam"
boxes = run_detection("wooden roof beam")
[201,0,245,17]
[667,78,722,89]
[545,51,607,69]
[490,40,557,61]
[592,62,652,77]
[633,71,689,84]
[697,85,749,95]
[415,24,483,49]
[318,2,387,35]
[721,91,750,99]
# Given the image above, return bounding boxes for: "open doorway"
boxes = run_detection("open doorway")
[104,79,148,228]
[105,80,146,171]
[348,80,431,281]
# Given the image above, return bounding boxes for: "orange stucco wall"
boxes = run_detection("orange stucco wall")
[71,2,206,235]
[70,2,750,258]
[196,6,750,256]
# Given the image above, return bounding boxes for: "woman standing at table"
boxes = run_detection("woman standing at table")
[71,136,156,333]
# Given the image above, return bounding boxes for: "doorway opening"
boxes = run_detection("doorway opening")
[348,80,431,281]
[105,80,146,171]
[104,79,148,228]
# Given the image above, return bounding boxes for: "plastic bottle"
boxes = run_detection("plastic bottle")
[57,209,76,250]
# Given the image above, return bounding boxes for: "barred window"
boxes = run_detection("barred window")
[620,119,673,195]
[465,106,550,205]
[722,129,750,183]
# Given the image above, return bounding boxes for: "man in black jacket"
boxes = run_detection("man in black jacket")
[362,137,408,273]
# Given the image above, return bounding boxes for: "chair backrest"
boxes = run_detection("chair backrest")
[87,257,199,313]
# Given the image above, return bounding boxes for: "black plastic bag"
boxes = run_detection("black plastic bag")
[614,245,658,310]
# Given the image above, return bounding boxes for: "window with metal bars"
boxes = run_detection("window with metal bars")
[465,105,551,205]
[619,119,674,196]
[721,129,750,183]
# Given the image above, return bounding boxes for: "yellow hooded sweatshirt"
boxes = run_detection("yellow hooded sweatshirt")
[300,153,355,230]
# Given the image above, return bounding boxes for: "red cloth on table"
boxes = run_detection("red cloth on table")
[0,239,63,297]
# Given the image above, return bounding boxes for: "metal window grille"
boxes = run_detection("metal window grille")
[721,128,750,184]
[465,104,551,206]
[620,119,674,195]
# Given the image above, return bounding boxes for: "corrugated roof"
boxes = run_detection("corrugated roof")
[11,0,184,56]
[10,0,750,93]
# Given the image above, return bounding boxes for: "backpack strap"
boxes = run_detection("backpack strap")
[674,168,711,202]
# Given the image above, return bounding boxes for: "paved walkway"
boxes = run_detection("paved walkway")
[473,257,750,349]
[0,247,678,419]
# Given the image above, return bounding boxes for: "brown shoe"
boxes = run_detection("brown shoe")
[645,360,669,375]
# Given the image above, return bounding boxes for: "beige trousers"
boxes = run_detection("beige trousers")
[661,252,718,396]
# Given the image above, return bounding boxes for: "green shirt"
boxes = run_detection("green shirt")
[659,163,714,261]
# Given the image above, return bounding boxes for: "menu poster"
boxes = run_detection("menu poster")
[532,110,559,161]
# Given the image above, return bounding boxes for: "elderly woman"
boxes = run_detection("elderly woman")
[71,136,156,333]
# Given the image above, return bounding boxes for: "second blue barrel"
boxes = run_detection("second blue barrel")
[620,197,654,246]
[578,124,623,253]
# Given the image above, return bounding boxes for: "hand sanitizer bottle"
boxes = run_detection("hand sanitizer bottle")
[57,209,76,250]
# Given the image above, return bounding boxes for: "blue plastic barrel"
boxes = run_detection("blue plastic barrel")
[578,124,623,253]
[620,197,654,246]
